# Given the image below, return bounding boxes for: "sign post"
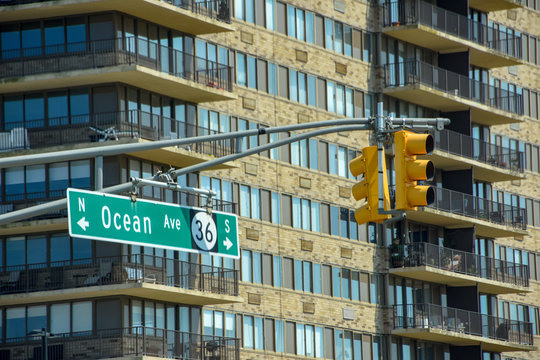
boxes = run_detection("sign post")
[67,188,239,258]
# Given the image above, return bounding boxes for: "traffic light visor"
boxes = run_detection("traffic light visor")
[407,185,435,206]
[407,160,434,181]
[351,180,368,201]
[349,155,366,177]
[404,133,434,155]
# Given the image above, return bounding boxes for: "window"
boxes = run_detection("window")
[306,12,315,44]
[283,257,293,289]
[327,81,336,113]
[257,59,267,92]
[278,66,288,98]
[333,267,341,297]
[276,2,286,34]
[285,321,295,353]
[287,5,296,38]
[325,18,334,50]
[243,316,254,348]
[265,0,275,30]
[247,55,257,89]
[253,251,262,284]
[275,319,284,352]
[296,9,305,41]
[6,307,25,339]
[254,317,264,349]
[241,249,252,282]
[289,69,298,102]
[297,323,306,355]
[236,53,247,86]
[240,185,250,217]
[335,22,343,54]
[268,62,277,95]
[294,259,303,291]
[51,303,70,334]
[72,301,92,333]
[273,255,283,287]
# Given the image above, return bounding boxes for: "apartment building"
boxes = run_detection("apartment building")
[0,0,538,360]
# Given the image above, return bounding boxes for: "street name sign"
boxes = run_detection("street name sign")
[67,188,239,258]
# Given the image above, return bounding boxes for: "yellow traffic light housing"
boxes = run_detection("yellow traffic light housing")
[350,146,391,225]
[394,130,435,211]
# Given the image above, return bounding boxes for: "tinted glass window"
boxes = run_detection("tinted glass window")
[1,25,20,59]
[21,22,41,56]
[66,17,86,52]
[44,19,65,54]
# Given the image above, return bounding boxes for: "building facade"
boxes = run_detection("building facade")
[0,0,538,360]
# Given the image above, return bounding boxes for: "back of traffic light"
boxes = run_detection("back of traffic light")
[393,130,435,211]
[349,146,391,224]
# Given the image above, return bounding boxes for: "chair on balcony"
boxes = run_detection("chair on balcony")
[0,271,20,292]
[0,132,11,151]
[512,215,524,228]
[495,322,509,340]
[10,127,29,149]
[490,211,504,223]
[84,261,112,286]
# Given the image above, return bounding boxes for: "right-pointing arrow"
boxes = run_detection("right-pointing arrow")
[224,237,233,250]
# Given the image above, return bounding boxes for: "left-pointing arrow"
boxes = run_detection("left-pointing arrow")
[77,217,89,231]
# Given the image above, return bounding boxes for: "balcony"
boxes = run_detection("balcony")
[389,242,530,294]
[0,37,235,103]
[425,129,524,182]
[393,303,535,352]
[406,187,527,238]
[0,327,239,360]
[0,0,232,35]
[0,110,237,166]
[384,60,524,125]
[469,0,524,12]
[382,0,522,68]
[0,254,241,306]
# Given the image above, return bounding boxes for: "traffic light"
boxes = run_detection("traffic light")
[350,146,391,225]
[394,130,435,211]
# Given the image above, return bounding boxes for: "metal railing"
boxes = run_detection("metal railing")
[389,242,529,287]
[167,0,232,23]
[0,188,236,218]
[383,0,522,59]
[393,303,533,346]
[0,0,231,23]
[430,187,527,229]
[0,110,237,157]
[0,327,239,360]
[0,254,239,297]
[0,36,232,92]
[384,60,524,116]
[434,129,524,172]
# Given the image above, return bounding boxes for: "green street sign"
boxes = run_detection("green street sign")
[67,188,239,258]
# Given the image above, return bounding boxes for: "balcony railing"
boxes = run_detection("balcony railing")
[0,254,239,297]
[384,60,524,116]
[393,303,533,346]
[0,110,237,157]
[389,242,529,287]
[0,36,233,92]
[0,0,231,23]
[430,187,527,229]
[434,129,524,172]
[1,187,237,218]
[383,0,522,59]
[0,327,239,360]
